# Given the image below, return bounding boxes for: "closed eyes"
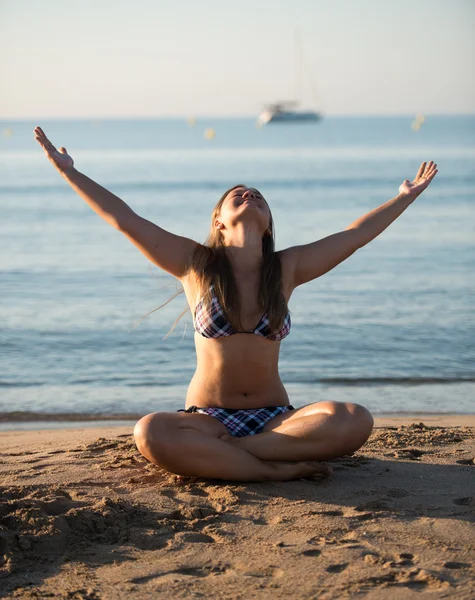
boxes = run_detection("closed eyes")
[232,189,263,200]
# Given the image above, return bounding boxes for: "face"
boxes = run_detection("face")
[216,186,271,235]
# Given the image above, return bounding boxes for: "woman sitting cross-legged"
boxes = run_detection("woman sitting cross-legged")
[34,126,438,482]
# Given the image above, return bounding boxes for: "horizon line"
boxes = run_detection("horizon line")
[1,112,475,123]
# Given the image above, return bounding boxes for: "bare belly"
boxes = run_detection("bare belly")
[185,334,290,409]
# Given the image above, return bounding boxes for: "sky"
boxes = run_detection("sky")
[1,0,474,119]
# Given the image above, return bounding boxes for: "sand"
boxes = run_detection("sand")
[0,415,474,599]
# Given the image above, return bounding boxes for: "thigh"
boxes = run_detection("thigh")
[261,401,342,433]
[134,411,228,444]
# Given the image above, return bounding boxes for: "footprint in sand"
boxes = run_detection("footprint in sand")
[150,504,222,546]
[360,568,451,592]
[443,561,470,569]
[129,528,173,551]
[45,496,87,515]
[188,485,240,513]
[398,553,415,566]
[326,563,349,573]
[301,549,321,557]
[381,552,416,567]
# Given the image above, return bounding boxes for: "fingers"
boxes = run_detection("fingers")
[415,162,426,179]
[415,161,437,182]
[34,126,48,144]
[424,163,438,182]
[411,166,438,196]
[33,126,57,154]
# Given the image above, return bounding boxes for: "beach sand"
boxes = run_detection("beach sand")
[1,415,474,599]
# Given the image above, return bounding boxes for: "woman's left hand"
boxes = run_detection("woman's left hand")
[399,161,438,201]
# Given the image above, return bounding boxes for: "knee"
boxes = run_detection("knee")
[133,412,168,457]
[343,402,374,447]
[327,401,374,438]
[347,402,373,431]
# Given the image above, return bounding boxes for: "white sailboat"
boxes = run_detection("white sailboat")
[258,32,322,125]
[259,101,321,125]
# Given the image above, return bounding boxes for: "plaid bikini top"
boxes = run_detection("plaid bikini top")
[193,284,291,342]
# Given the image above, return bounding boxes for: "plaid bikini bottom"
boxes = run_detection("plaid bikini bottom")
[177,405,295,437]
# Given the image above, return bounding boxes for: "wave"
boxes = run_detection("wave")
[0,379,172,387]
[2,376,475,388]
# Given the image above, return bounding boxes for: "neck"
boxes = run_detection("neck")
[225,245,263,276]
[223,229,263,275]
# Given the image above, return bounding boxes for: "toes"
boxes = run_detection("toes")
[304,461,333,477]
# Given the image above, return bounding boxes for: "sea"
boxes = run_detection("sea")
[1,115,474,429]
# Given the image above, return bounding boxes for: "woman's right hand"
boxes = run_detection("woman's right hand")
[34,126,74,175]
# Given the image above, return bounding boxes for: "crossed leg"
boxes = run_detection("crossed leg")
[133,401,373,482]
[133,411,331,482]
[220,401,374,462]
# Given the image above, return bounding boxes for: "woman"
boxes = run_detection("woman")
[34,126,438,483]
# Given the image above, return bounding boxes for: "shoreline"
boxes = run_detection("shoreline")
[1,412,475,432]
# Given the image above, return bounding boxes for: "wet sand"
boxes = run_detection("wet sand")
[0,415,474,599]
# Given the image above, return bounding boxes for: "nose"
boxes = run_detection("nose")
[243,189,257,200]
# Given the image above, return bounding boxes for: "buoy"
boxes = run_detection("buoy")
[204,128,215,140]
[411,113,425,131]
[187,117,196,127]
[2,127,13,137]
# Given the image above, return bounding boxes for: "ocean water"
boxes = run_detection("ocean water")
[1,116,474,421]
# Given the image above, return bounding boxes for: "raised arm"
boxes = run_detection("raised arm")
[34,127,199,279]
[283,161,438,289]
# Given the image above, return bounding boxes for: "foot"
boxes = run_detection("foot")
[266,460,332,482]
[219,434,333,481]
[219,434,332,480]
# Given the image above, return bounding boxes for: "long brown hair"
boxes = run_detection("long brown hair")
[139,184,289,339]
